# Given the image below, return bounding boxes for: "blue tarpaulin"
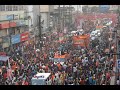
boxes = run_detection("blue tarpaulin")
[0,56,9,62]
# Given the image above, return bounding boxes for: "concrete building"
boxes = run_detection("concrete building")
[33,5,54,33]
[0,5,30,52]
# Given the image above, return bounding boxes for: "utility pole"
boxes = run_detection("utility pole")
[69,5,71,31]
[63,5,65,32]
[38,5,42,50]
[58,5,61,33]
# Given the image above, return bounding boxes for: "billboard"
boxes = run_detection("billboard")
[20,32,29,42]
[6,14,14,20]
[11,34,20,44]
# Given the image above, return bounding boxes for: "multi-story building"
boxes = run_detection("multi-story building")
[33,5,55,33]
[52,5,75,32]
[0,5,30,52]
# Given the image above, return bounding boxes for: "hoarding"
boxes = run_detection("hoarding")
[6,14,14,20]
[11,34,20,44]
[20,32,29,42]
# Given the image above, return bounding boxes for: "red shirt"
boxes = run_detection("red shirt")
[24,81,29,85]
[3,73,7,79]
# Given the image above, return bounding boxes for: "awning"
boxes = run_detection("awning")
[0,56,9,62]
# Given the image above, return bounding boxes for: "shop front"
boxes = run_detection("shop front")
[2,36,10,52]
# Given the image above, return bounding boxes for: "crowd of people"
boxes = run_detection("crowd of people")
[0,17,117,85]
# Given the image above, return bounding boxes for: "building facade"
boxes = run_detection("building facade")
[33,5,54,33]
[0,5,30,52]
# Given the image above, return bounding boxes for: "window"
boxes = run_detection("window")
[0,5,5,11]
[6,5,12,11]
[19,5,24,11]
[13,5,18,11]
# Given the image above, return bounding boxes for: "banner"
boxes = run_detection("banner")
[20,32,29,42]
[11,34,20,44]
[72,34,90,47]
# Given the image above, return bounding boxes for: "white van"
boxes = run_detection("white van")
[31,73,51,85]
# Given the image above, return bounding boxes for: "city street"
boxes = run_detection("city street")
[0,5,120,85]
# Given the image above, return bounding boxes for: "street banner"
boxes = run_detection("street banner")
[20,32,29,42]
[11,34,20,44]
[72,34,90,47]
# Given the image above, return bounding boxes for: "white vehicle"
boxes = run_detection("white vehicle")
[95,29,101,36]
[90,31,97,37]
[106,21,112,26]
[71,31,77,36]
[31,73,51,85]
[77,29,84,35]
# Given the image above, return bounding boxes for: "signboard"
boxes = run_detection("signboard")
[10,22,16,27]
[14,14,19,20]
[117,59,120,69]
[6,14,14,20]
[11,34,20,44]
[16,20,26,26]
[20,32,29,42]
[0,23,9,29]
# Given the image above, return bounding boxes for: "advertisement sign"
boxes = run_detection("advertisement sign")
[20,32,29,42]
[14,14,19,20]
[10,22,16,27]
[0,23,9,29]
[6,14,14,20]
[11,34,20,44]
[16,20,26,26]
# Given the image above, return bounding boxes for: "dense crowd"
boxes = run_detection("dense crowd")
[0,17,116,85]
[0,29,115,85]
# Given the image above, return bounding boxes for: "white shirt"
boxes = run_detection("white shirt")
[117,80,119,85]
[73,67,77,72]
